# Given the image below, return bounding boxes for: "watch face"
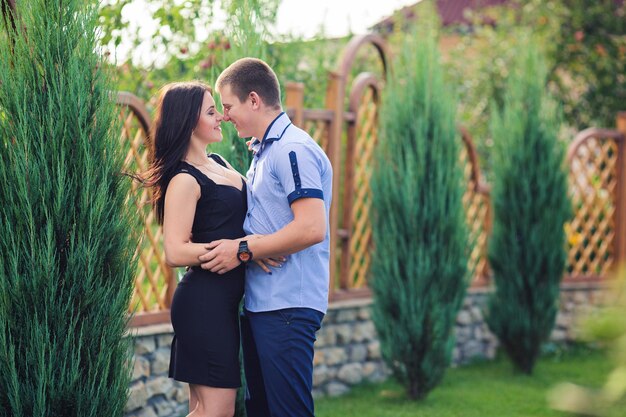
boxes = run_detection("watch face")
[238,252,251,262]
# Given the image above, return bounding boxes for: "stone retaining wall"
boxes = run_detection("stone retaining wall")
[125,282,603,417]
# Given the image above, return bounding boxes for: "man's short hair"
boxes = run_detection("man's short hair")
[216,58,281,109]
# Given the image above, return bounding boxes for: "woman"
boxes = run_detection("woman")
[145,81,246,417]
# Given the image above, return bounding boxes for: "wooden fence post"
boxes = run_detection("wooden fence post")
[615,112,626,270]
[325,71,344,294]
[285,82,304,127]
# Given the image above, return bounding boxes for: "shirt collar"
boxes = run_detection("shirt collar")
[250,112,292,156]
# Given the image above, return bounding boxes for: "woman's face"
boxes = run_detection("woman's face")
[192,91,223,144]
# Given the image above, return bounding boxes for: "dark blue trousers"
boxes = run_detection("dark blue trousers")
[241,307,324,417]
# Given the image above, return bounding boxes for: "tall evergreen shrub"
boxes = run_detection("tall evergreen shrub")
[371,32,469,400]
[486,45,570,374]
[0,1,138,416]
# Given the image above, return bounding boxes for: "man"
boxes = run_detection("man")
[199,57,332,417]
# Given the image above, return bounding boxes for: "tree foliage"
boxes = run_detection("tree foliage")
[446,0,625,173]
[0,0,139,415]
[370,27,469,400]
[551,0,626,128]
[486,42,570,374]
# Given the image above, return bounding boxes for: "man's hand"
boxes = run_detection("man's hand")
[199,239,240,274]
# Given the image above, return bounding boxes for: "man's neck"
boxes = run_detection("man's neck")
[255,109,283,142]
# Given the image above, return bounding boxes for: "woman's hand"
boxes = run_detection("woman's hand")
[254,256,286,274]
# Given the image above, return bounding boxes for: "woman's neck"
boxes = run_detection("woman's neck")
[185,143,210,165]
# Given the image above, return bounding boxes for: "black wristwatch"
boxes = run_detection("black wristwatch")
[237,240,253,263]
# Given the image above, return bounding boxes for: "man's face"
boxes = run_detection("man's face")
[219,84,253,139]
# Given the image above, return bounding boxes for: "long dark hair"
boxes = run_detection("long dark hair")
[144,81,212,224]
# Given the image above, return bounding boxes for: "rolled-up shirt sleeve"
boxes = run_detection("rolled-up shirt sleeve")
[273,143,325,205]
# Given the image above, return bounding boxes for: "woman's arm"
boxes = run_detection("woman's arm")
[162,173,211,267]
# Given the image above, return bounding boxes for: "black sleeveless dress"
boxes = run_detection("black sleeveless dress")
[168,154,246,388]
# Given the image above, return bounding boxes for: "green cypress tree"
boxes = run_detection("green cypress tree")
[370,31,469,400]
[486,43,570,374]
[0,1,138,416]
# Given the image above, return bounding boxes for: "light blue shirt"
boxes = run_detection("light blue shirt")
[243,112,333,314]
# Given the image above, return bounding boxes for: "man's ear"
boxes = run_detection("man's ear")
[249,91,262,109]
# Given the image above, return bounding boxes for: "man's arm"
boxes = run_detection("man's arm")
[199,197,326,274]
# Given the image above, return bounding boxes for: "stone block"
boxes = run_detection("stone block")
[456,310,472,325]
[452,346,461,364]
[174,404,188,417]
[146,376,173,398]
[353,322,375,342]
[463,341,484,360]
[319,347,347,366]
[473,325,483,341]
[312,388,324,399]
[125,382,148,412]
[157,335,173,349]
[313,349,324,366]
[481,327,498,344]
[316,327,336,347]
[349,344,368,362]
[357,307,371,321]
[338,363,363,385]
[322,311,337,325]
[174,386,189,403]
[128,407,158,417]
[573,291,588,304]
[361,362,377,379]
[367,341,380,360]
[134,337,156,355]
[132,356,150,381]
[470,306,483,321]
[485,343,497,359]
[313,365,329,386]
[336,309,357,323]
[151,348,170,375]
[362,361,387,382]
[550,328,567,342]
[556,312,571,328]
[334,324,352,345]
[326,382,350,397]
[153,397,175,417]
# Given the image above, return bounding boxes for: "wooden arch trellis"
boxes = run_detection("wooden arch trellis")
[116,92,176,326]
[280,34,391,300]
[283,34,493,298]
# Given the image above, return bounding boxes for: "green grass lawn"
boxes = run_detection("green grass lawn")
[315,348,618,417]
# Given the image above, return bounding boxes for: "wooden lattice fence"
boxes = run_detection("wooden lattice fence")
[565,117,626,281]
[459,127,491,286]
